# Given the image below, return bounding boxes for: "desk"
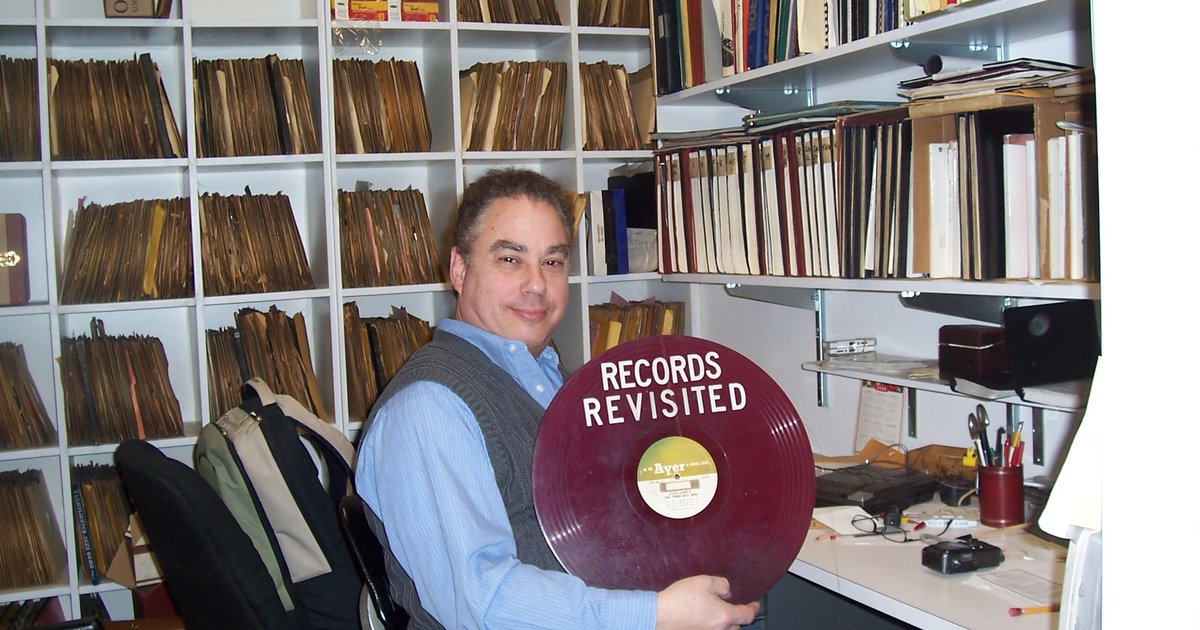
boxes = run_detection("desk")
[789,505,1067,630]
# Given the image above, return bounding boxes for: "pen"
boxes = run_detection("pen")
[995,428,1006,467]
[978,428,992,468]
[816,531,880,541]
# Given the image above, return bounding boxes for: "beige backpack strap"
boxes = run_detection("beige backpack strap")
[215,401,333,582]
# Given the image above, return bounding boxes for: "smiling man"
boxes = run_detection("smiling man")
[355,168,758,630]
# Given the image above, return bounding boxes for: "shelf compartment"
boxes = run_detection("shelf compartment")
[58,306,199,446]
[201,296,334,426]
[329,27,455,154]
[189,0,318,21]
[2,172,47,306]
[0,462,68,595]
[196,161,331,293]
[0,313,59,453]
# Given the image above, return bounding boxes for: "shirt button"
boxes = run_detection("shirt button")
[535,384,545,393]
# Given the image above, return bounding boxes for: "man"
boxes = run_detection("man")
[356,168,760,629]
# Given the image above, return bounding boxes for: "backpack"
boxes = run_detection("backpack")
[194,378,361,630]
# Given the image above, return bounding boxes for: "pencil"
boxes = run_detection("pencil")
[815,531,838,541]
[1008,603,1060,617]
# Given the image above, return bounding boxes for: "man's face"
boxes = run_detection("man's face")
[450,195,571,356]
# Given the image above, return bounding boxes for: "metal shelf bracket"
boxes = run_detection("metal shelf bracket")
[897,291,1016,324]
[724,284,828,407]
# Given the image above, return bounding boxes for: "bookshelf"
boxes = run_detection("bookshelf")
[652,0,1096,487]
[0,0,663,618]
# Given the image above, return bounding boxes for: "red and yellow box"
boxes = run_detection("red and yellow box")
[331,0,439,21]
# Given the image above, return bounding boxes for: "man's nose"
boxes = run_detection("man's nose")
[522,264,546,294]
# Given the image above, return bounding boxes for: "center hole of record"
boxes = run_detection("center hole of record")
[635,435,718,519]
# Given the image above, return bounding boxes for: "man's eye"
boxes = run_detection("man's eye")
[499,256,518,264]
[544,259,565,267]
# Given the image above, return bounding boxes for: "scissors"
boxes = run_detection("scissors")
[968,411,989,466]
[974,405,992,466]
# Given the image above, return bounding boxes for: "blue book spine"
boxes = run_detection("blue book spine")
[611,188,630,274]
[746,0,759,70]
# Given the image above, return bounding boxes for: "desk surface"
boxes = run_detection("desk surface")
[790,504,1067,630]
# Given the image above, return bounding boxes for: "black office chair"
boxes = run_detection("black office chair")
[337,494,409,630]
[114,439,302,630]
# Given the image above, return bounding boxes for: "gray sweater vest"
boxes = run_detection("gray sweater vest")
[366,330,564,629]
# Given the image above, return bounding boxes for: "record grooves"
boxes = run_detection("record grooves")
[533,335,815,604]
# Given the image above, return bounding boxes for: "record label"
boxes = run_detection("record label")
[636,435,718,519]
[533,335,815,605]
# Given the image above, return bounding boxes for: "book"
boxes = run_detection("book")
[927,141,960,278]
[1001,133,1036,278]
[72,483,100,585]
[651,0,683,94]
[586,190,608,276]
[610,188,630,274]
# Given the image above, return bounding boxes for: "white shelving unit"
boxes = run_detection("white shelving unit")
[0,0,664,618]
[1,0,1099,622]
[656,0,1096,477]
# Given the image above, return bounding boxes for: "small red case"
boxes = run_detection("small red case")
[1,213,30,306]
[938,324,1010,384]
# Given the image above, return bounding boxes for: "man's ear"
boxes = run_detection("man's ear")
[449,246,466,293]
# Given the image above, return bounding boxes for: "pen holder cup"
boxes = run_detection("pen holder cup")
[978,464,1024,527]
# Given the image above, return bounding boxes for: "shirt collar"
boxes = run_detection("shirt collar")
[438,319,561,374]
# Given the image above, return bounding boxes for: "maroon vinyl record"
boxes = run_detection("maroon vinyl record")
[533,335,815,604]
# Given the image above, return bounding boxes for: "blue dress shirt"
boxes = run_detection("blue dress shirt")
[355,319,657,629]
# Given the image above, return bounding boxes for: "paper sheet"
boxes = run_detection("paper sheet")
[854,382,905,451]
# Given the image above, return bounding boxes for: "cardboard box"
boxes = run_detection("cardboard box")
[331,0,438,22]
[105,514,164,590]
[104,0,156,17]
[813,438,907,475]
[401,1,439,21]
[908,444,977,484]
[331,0,398,20]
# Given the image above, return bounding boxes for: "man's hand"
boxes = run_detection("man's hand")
[655,575,761,630]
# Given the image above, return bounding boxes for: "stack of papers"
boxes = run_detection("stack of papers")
[898,58,1082,101]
